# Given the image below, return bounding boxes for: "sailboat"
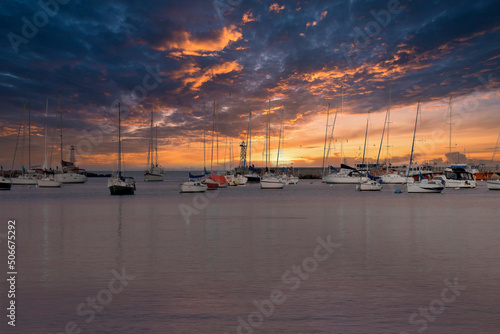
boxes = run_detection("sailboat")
[261,100,284,189]
[37,99,63,188]
[208,99,228,188]
[356,115,382,191]
[11,102,38,185]
[407,103,444,193]
[378,85,412,184]
[200,102,219,190]
[54,91,88,184]
[108,103,136,195]
[244,110,261,182]
[144,112,164,181]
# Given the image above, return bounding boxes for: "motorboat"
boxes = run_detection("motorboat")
[440,167,476,188]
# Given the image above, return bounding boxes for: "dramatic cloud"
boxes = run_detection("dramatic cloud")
[0,0,499,170]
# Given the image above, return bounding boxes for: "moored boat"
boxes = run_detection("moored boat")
[260,174,285,189]
[486,179,500,190]
[0,177,12,190]
[37,175,62,188]
[108,103,135,196]
[406,102,444,194]
[180,181,208,193]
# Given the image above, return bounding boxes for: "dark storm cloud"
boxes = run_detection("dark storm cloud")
[1,0,499,166]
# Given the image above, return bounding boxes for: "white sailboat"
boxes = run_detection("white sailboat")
[108,103,136,195]
[37,99,62,188]
[261,100,284,189]
[407,103,444,193]
[144,111,164,181]
[54,91,88,184]
[377,85,413,184]
[12,102,38,185]
[356,116,382,191]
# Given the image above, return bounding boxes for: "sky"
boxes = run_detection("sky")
[1,0,500,171]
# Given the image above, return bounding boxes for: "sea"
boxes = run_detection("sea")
[1,171,499,334]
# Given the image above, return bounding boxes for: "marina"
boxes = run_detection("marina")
[1,0,500,333]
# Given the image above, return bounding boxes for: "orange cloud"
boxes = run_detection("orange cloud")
[320,11,328,20]
[242,10,257,23]
[269,3,285,13]
[154,25,242,55]
[171,60,243,91]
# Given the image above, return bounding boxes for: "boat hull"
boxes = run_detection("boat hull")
[37,178,62,188]
[323,174,362,184]
[11,176,38,185]
[0,178,12,190]
[356,181,382,191]
[180,182,207,193]
[486,180,500,190]
[109,185,135,195]
[244,174,261,182]
[55,173,88,184]
[108,177,135,195]
[202,179,219,190]
[407,181,444,193]
[380,174,413,184]
[288,176,299,185]
[260,178,285,189]
[444,179,476,189]
[144,173,164,182]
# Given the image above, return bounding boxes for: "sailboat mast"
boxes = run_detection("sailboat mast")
[28,102,31,170]
[12,103,26,171]
[325,105,338,173]
[408,103,420,177]
[376,108,388,170]
[147,111,152,169]
[43,99,48,170]
[203,102,206,170]
[276,108,284,170]
[491,132,500,163]
[322,104,330,175]
[447,96,453,159]
[216,103,219,173]
[211,99,215,173]
[340,139,343,166]
[361,117,369,173]
[118,103,122,174]
[386,84,391,172]
[59,90,63,167]
[155,125,158,166]
[249,110,252,168]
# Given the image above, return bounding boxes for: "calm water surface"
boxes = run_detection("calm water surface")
[1,171,499,333]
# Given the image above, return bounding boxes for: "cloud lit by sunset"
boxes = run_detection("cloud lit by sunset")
[1,0,499,171]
